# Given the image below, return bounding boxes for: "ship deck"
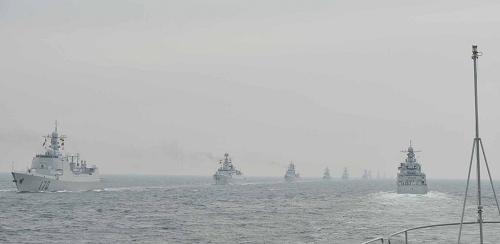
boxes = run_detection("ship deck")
[361,221,500,244]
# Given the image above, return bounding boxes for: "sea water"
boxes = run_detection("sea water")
[1,173,500,243]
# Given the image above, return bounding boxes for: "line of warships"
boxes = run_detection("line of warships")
[10,122,426,194]
[213,141,427,195]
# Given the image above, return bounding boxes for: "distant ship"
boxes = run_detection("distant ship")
[11,122,102,192]
[397,141,428,194]
[213,153,242,185]
[341,167,349,180]
[323,167,331,180]
[362,169,372,180]
[284,162,300,181]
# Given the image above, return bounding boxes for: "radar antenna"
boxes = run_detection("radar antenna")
[401,140,421,153]
[458,45,500,244]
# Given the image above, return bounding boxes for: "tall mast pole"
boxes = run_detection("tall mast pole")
[459,45,500,244]
[472,45,483,244]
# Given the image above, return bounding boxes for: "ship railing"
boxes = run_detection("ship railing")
[364,221,500,244]
[361,237,384,243]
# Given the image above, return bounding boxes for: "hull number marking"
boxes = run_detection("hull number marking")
[38,180,50,191]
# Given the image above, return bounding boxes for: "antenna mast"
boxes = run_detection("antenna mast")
[458,45,500,243]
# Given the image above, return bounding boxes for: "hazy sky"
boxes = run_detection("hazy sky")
[2,0,500,178]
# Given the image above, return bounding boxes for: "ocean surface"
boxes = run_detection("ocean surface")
[2,173,500,244]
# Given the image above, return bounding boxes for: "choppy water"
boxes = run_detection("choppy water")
[1,173,500,243]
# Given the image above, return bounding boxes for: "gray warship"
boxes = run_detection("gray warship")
[396,141,428,194]
[11,122,102,192]
[284,162,300,182]
[213,153,242,185]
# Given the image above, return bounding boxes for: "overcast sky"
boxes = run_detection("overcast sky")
[1,0,500,178]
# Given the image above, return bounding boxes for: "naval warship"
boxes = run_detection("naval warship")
[323,167,331,180]
[341,167,349,180]
[284,162,300,182]
[362,169,372,180]
[396,141,428,194]
[11,122,102,192]
[213,153,242,185]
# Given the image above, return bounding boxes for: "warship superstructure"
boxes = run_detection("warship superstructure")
[284,162,300,181]
[323,167,331,180]
[397,142,428,194]
[11,122,102,192]
[213,153,242,185]
[341,167,349,180]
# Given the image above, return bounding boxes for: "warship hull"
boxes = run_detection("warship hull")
[284,175,298,182]
[213,174,231,185]
[397,184,428,194]
[12,172,102,192]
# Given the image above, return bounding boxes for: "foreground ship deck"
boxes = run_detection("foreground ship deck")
[362,221,500,244]
[11,122,102,192]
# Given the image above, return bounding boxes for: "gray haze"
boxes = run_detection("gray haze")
[2,0,500,178]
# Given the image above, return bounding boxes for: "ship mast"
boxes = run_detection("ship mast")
[458,45,500,244]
